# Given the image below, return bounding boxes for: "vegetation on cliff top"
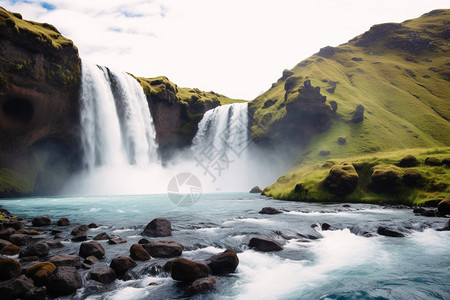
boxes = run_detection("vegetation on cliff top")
[257,9,450,204]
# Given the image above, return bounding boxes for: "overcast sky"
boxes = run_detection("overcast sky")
[1,0,448,99]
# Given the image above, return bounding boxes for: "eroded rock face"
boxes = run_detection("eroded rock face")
[0,8,81,197]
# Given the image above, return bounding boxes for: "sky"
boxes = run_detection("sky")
[1,0,448,99]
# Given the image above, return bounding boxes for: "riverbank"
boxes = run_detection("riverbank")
[263,148,450,206]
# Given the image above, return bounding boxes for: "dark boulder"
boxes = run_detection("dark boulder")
[93,232,110,240]
[0,228,15,240]
[259,207,282,215]
[108,237,127,244]
[424,157,442,166]
[248,237,283,252]
[79,241,105,259]
[420,209,436,217]
[71,225,89,236]
[46,241,65,249]
[208,249,239,275]
[49,255,81,269]
[88,223,99,228]
[0,257,22,280]
[142,218,172,237]
[170,258,209,282]
[323,163,359,196]
[51,229,63,235]
[369,165,403,193]
[249,186,262,193]
[321,223,332,230]
[0,244,21,255]
[318,46,336,58]
[398,155,419,167]
[130,244,151,261]
[377,226,405,237]
[142,240,183,258]
[437,219,450,231]
[110,256,137,277]
[189,277,217,294]
[337,137,346,145]
[0,274,35,300]
[32,216,51,227]
[351,104,364,123]
[71,234,87,242]
[2,221,23,231]
[438,196,450,215]
[89,268,116,284]
[9,233,32,246]
[47,266,82,296]
[19,242,50,258]
[84,255,100,265]
[57,218,70,226]
[319,150,331,156]
[138,238,149,244]
[0,238,12,250]
[25,262,56,287]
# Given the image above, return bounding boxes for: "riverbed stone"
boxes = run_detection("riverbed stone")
[142,240,183,258]
[47,266,82,296]
[32,216,51,227]
[108,237,127,244]
[377,226,405,237]
[110,256,137,277]
[142,218,172,237]
[0,257,22,280]
[46,240,65,249]
[84,255,100,265]
[189,277,217,294]
[130,244,151,261]
[79,241,105,259]
[0,238,12,250]
[57,218,70,226]
[0,274,35,300]
[89,267,116,284]
[208,249,239,275]
[0,228,15,240]
[259,207,282,214]
[19,242,49,258]
[93,232,110,240]
[25,261,56,287]
[71,225,89,236]
[9,233,31,246]
[249,237,283,252]
[0,244,21,255]
[49,255,81,269]
[169,258,209,282]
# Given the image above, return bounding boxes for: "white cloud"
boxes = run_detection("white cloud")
[0,0,448,99]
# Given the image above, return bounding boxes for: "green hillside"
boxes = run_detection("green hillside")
[255,10,450,204]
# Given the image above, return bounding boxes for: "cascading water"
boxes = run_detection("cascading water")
[192,102,249,158]
[79,61,158,168]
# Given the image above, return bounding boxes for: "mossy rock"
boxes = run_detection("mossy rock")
[25,261,56,287]
[399,155,419,167]
[249,186,262,193]
[424,157,442,166]
[402,169,424,187]
[0,257,21,280]
[323,163,359,196]
[369,165,403,193]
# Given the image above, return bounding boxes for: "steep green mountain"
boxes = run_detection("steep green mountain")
[253,10,450,204]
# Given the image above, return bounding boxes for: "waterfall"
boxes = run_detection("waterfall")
[79,61,158,169]
[192,103,249,158]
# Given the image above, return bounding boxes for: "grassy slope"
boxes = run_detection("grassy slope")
[256,10,450,204]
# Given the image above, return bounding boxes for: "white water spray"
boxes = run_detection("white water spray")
[79,61,158,168]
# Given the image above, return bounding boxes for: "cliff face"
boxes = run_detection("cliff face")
[136,76,246,160]
[0,7,81,196]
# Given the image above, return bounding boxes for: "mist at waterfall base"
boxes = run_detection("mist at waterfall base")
[62,62,288,196]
